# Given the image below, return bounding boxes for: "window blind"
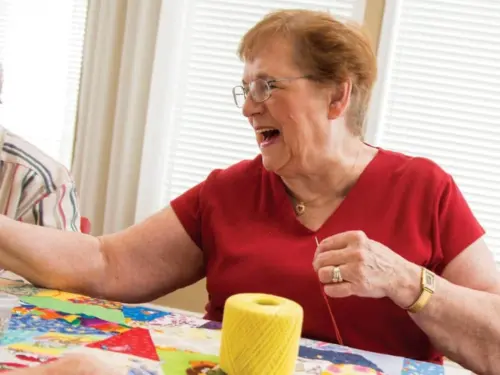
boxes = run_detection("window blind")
[160,0,366,203]
[369,0,500,260]
[0,0,88,168]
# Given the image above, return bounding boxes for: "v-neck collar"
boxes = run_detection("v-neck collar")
[268,146,384,235]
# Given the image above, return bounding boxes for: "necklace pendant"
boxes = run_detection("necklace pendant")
[295,202,306,216]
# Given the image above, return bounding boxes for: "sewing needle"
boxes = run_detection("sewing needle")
[314,236,320,258]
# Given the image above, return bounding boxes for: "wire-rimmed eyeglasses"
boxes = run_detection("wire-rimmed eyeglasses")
[232,75,311,108]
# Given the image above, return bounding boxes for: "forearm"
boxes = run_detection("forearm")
[0,215,106,295]
[393,265,500,374]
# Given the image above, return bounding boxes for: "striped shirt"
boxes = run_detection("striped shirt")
[0,125,81,231]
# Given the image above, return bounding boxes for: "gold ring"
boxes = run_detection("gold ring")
[331,266,343,283]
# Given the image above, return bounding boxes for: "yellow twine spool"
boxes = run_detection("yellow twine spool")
[219,293,304,375]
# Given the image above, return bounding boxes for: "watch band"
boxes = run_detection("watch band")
[406,267,436,314]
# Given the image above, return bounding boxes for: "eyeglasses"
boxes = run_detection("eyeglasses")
[232,75,310,108]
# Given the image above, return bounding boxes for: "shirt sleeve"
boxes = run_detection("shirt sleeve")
[169,169,221,250]
[17,182,82,232]
[431,173,486,274]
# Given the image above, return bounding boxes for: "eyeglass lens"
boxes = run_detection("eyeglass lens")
[233,79,270,108]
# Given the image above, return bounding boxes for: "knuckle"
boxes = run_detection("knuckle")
[352,230,367,243]
[353,248,366,262]
[317,251,332,266]
[353,262,364,276]
[320,237,333,248]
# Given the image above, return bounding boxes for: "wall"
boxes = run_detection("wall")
[153,0,386,313]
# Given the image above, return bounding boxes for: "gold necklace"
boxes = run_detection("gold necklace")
[290,147,362,216]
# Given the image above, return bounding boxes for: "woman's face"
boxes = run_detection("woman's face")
[241,39,348,175]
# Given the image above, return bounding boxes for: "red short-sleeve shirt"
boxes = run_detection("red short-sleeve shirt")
[170,147,484,363]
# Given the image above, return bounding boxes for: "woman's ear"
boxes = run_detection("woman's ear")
[328,80,352,120]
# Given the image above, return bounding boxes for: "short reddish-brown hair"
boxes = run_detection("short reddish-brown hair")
[238,9,377,136]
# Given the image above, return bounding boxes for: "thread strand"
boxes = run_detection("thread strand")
[315,236,343,346]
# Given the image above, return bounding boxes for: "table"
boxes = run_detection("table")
[0,278,469,375]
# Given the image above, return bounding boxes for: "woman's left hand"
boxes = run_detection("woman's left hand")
[312,230,421,308]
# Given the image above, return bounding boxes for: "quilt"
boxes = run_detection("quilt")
[0,284,466,375]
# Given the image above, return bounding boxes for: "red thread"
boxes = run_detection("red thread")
[315,236,343,346]
[318,278,343,346]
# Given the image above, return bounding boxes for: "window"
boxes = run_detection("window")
[150,0,366,206]
[366,0,500,260]
[0,0,88,168]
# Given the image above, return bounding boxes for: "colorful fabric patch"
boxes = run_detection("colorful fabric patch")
[199,321,222,330]
[7,332,110,356]
[0,347,54,372]
[401,358,444,375]
[323,363,384,374]
[67,347,163,375]
[20,296,125,324]
[0,331,42,346]
[60,315,80,324]
[79,317,129,334]
[0,284,41,297]
[147,313,208,329]
[35,290,85,301]
[151,327,221,355]
[87,328,159,361]
[0,362,29,372]
[299,346,384,373]
[9,313,108,335]
[12,305,128,335]
[300,339,353,354]
[156,348,219,375]
[67,296,122,310]
[2,348,58,366]
[122,306,170,322]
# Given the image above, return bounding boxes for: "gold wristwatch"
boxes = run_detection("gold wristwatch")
[406,267,436,314]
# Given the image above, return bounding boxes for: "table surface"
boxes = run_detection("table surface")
[0,276,470,375]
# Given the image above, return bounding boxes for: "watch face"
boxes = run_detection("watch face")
[424,270,436,290]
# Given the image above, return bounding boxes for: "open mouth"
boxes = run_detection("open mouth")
[256,128,281,145]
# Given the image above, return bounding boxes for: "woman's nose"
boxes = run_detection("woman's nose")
[242,95,263,118]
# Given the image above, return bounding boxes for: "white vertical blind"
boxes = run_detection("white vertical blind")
[0,0,88,168]
[368,0,500,260]
[160,0,366,203]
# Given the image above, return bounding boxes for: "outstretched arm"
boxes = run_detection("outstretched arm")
[0,206,204,303]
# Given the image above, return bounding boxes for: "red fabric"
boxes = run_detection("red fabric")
[86,328,159,361]
[80,217,91,234]
[171,147,485,363]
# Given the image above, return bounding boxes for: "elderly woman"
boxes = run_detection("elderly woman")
[1,9,499,375]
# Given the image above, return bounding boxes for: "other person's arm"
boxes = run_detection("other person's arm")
[0,206,204,303]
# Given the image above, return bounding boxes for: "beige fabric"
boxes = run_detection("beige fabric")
[72,0,162,235]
